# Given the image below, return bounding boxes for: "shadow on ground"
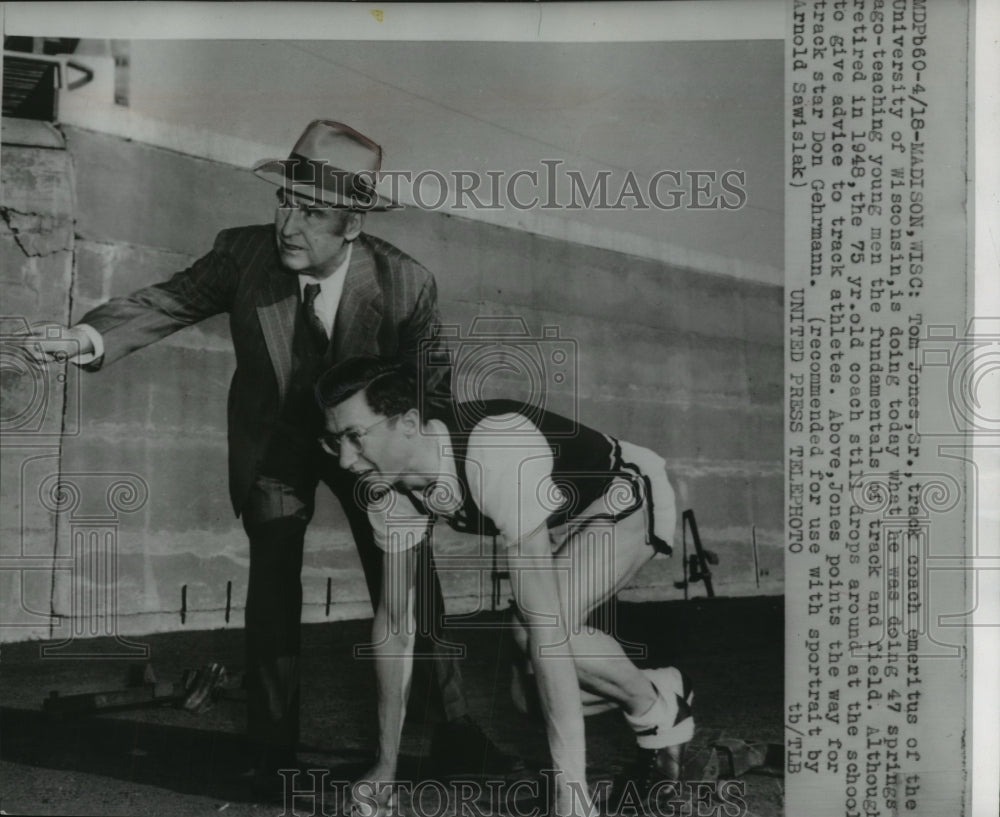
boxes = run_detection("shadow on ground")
[0,596,782,816]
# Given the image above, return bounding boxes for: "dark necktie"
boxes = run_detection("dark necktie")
[302,283,328,351]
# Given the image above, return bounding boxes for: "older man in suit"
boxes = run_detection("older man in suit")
[28,121,516,798]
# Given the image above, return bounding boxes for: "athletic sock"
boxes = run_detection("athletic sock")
[623,668,695,749]
[623,684,677,749]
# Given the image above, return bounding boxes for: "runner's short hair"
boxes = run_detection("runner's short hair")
[316,356,420,418]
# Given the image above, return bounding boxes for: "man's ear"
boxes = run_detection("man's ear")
[398,408,421,436]
[342,211,365,242]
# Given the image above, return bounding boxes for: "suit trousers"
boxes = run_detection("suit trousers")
[241,458,468,760]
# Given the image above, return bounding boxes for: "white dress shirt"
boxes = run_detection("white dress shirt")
[297,242,352,339]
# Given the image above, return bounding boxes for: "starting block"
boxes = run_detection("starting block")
[42,661,245,718]
[674,509,719,599]
[676,730,783,781]
[711,737,783,778]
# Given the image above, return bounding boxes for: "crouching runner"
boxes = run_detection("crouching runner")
[317,357,694,816]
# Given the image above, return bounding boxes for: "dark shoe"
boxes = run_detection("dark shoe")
[249,767,288,804]
[608,743,722,814]
[609,669,698,814]
[248,749,328,804]
[430,715,526,779]
[609,747,690,816]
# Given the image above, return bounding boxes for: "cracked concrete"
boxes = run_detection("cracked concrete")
[1,207,74,257]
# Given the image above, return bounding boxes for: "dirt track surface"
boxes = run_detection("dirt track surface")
[0,597,783,816]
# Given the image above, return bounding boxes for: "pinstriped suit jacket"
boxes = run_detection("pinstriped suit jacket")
[79,224,447,514]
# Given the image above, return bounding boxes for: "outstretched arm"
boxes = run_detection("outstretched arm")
[352,496,430,813]
[76,239,239,369]
[25,230,247,371]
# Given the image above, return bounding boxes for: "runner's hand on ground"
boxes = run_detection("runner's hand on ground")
[348,764,398,817]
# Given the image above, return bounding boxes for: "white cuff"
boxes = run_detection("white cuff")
[72,323,104,365]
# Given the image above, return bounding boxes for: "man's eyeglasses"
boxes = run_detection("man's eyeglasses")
[319,415,395,457]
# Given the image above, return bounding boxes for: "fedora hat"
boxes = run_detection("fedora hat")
[253,120,399,211]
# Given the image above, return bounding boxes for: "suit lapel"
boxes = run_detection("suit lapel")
[332,239,383,361]
[256,262,299,401]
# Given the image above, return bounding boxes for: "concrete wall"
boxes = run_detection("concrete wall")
[57,38,785,285]
[0,123,782,642]
[1,121,78,642]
